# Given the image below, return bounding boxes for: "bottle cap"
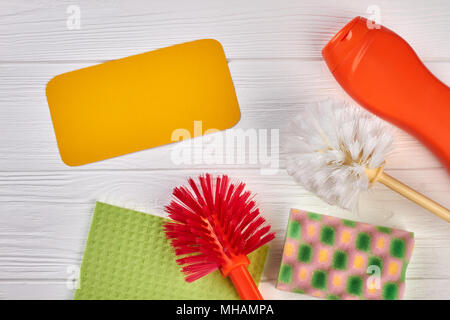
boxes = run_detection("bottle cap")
[322,16,372,72]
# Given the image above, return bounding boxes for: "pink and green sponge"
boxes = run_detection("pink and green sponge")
[276,209,414,300]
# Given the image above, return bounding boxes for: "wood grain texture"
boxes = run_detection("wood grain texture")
[2,278,450,300]
[1,61,449,171]
[1,0,449,61]
[0,0,449,299]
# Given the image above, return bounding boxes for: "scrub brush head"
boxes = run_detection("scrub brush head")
[164,173,275,282]
[283,99,394,210]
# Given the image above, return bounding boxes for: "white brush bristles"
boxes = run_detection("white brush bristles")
[283,99,394,210]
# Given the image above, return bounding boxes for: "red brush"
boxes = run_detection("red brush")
[164,174,275,300]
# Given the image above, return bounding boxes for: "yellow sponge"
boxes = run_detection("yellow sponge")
[46,39,241,166]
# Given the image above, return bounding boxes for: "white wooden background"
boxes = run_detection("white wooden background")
[1,0,449,300]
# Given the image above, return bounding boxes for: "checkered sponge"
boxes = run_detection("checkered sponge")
[74,202,268,300]
[276,209,414,300]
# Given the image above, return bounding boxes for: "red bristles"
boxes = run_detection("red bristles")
[164,174,275,282]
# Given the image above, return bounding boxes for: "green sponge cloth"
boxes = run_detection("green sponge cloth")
[74,202,268,300]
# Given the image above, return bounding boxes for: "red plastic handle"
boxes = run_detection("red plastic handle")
[228,265,263,300]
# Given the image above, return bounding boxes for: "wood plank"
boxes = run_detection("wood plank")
[0,169,449,283]
[1,60,449,171]
[1,0,449,61]
[0,277,449,300]
[0,281,73,300]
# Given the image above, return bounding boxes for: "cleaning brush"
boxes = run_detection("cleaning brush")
[283,99,450,222]
[164,174,275,300]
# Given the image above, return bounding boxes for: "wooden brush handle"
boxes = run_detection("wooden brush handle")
[228,265,263,300]
[374,171,450,222]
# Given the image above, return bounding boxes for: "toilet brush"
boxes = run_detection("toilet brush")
[283,99,450,222]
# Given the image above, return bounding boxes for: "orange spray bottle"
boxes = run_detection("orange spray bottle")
[322,17,450,172]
